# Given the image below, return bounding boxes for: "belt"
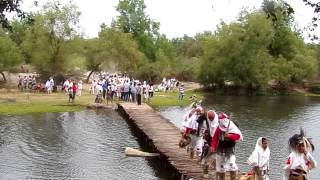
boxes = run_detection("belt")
[290,169,307,178]
[291,169,307,175]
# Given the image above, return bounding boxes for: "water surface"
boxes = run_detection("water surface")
[0,110,166,180]
[159,95,320,179]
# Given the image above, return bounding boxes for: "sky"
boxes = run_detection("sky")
[20,0,318,40]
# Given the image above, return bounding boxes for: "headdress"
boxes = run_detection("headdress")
[288,128,314,152]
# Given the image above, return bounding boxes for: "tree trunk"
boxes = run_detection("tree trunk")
[86,70,94,83]
[0,71,6,82]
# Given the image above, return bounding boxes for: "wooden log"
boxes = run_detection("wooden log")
[124,147,160,157]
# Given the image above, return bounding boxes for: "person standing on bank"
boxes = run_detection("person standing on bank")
[210,113,243,180]
[102,81,108,100]
[136,82,142,105]
[248,137,270,180]
[178,84,185,101]
[71,81,77,103]
[148,83,154,99]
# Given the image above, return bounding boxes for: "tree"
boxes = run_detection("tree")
[116,0,159,61]
[199,12,274,90]
[84,25,144,82]
[262,0,317,86]
[21,1,81,77]
[9,15,35,46]
[100,25,144,74]
[0,0,25,30]
[173,35,203,58]
[262,0,297,59]
[0,30,22,82]
[83,38,103,82]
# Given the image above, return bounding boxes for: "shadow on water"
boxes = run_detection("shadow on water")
[159,94,320,179]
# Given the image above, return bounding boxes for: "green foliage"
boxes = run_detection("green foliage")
[0,0,25,30]
[173,34,204,58]
[148,90,204,108]
[84,25,144,81]
[0,30,22,74]
[21,1,81,77]
[99,27,144,72]
[198,9,318,92]
[199,12,274,89]
[116,0,159,61]
[0,0,317,94]
[8,18,29,46]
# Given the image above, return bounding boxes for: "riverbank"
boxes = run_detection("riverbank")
[148,90,204,108]
[0,89,203,115]
[1,83,318,115]
[0,81,203,115]
[0,91,93,115]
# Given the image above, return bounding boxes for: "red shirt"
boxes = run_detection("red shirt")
[72,85,77,92]
[210,127,241,151]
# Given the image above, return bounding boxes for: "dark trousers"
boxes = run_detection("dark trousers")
[103,89,106,99]
[131,93,136,102]
[137,94,141,105]
[149,92,153,98]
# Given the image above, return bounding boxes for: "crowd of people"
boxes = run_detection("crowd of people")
[16,72,187,105]
[157,77,178,92]
[88,73,157,105]
[17,75,38,92]
[179,96,317,180]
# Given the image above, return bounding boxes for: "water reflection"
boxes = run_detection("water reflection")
[159,95,320,179]
[0,110,163,179]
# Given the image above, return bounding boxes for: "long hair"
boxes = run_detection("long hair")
[288,128,315,152]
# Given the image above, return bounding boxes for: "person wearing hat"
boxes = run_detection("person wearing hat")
[210,112,243,180]
[182,106,205,158]
[200,110,219,175]
[284,129,316,180]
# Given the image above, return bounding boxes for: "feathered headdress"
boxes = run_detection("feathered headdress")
[288,128,315,152]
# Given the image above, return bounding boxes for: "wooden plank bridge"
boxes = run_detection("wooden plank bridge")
[117,102,230,180]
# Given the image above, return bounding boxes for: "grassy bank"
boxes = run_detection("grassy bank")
[0,91,95,115]
[148,90,204,108]
[0,89,204,115]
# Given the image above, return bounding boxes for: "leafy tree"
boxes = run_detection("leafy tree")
[84,25,144,82]
[116,0,159,61]
[262,0,317,86]
[262,0,298,60]
[199,12,274,90]
[83,38,103,82]
[0,30,22,82]
[9,19,28,46]
[173,35,203,58]
[21,1,80,77]
[100,26,144,72]
[0,0,25,30]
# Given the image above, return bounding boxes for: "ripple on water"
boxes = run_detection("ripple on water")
[0,110,160,179]
[159,96,320,179]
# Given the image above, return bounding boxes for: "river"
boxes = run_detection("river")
[1,95,319,179]
[159,95,320,179]
[0,110,168,180]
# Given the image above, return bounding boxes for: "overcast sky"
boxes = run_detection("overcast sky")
[20,0,317,40]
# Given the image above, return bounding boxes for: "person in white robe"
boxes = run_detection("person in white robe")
[248,137,270,180]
